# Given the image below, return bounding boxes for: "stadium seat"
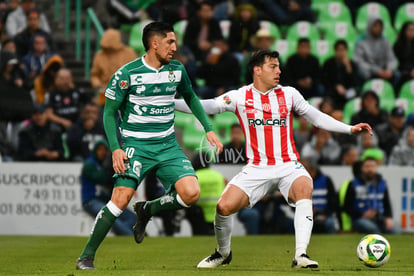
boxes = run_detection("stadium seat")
[286,21,320,42]
[322,21,357,43]
[182,116,216,150]
[396,80,414,115]
[129,19,153,56]
[361,78,395,112]
[311,0,345,16]
[355,2,392,34]
[174,110,194,129]
[308,97,323,109]
[219,20,231,40]
[316,2,353,32]
[343,97,361,124]
[394,3,414,32]
[259,20,281,40]
[173,19,188,47]
[274,39,297,63]
[213,112,239,144]
[311,39,334,65]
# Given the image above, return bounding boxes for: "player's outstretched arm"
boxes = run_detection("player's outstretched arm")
[174,99,222,115]
[350,123,373,135]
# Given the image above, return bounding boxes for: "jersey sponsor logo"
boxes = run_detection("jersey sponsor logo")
[134,105,174,116]
[248,118,286,127]
[166,86,177,92]
[119,80,129,89]
[105,88,116,99]
[153,86,161,93]
[136,85,145,94]
[279,105,288,116]
[245,98,254,107]
[243,108,257,114]
[160,194,174,205]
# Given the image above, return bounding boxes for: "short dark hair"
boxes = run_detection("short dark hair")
[298,37,310,45]
[142,22,174,52]
[247,50,279,77]
[334,39,348,50]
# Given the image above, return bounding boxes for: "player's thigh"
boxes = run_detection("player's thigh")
[288,175,313,203]
[277,162,312,206]
[217,184,250,216]
[155,142,196,193]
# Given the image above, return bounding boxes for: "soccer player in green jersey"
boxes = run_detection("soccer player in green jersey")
[76,22,223,270]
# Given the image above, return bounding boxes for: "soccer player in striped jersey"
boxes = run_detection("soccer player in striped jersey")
[76,22,222,270]
[175,50,372,269]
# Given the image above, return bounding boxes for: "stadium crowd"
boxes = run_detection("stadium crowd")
[0,0,413,235]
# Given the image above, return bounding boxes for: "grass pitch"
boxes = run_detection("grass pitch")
[0,234,412,275]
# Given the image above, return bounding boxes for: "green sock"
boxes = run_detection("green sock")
[145,190,188,216]
[79,206,117,259]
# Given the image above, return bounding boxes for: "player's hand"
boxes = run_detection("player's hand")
[351,123,372,135]
[206,131,223,154]
[112,148,128,174]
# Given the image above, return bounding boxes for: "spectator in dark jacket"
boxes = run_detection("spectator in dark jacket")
[183,1,223,61]
[393,21,414,88]
[322,39,360,110]
[80,139,136,235]
[351,90,388,129]
[343,157,398,234]
[66,103,106,161]
[17,104,64,161]
[285,37,324,99]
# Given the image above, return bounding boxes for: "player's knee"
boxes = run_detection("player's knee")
[179,187,200,206]
[216,201,233,216]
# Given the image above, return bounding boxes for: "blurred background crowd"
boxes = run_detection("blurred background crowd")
[0,0,413,236]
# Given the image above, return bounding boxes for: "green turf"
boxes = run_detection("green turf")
[0,234,412,275]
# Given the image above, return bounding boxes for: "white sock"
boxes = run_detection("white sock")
[214,213,233,257]
[294,199,313,257]
[106,201,123,217]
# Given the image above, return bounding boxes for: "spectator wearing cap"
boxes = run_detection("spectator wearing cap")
[240,27,276,84]
[353,17,400,89]
[351,90,388,129]
[13,8,54,58]
[17,103,64,161]
[388,126,414,166]
[375,106,406,159]
[361,148,385,165]
[5,0,50,37]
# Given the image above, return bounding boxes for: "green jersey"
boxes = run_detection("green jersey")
[105,57,211,142]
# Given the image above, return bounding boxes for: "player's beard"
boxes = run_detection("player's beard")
[156,52,170,65]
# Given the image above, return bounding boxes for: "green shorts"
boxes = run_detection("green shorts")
[114,134,196,192]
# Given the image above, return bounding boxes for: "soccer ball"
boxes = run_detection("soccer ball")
[356,234,391,268]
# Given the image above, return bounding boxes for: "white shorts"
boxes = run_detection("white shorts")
[227,161,311,208]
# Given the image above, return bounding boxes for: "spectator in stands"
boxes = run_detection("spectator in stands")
[343,157,398,234]
[66,103,106,161]
[285,37,324,99]
[90,28,137,107]
[33,54,63,103]
[0,13,8,42]
[301,127,341,165]
[301,157,337,234]
[355,130,385,164]
[80,139,136,235]
[183,1,223,61]
[13,8,54,58]
[261,0,316,26]
[1,0,19,25]
[351,90,388,129]
[5,0,50,37]
[0,50,32,123]
[318,98,334,115]
[340,144,359,166]
[388,126,414,166]
[197,39,240,98]
[21,33,54,86]
[189,152,226,235]
[322,40,360,110]
[353,17,400,89]
[241,27,276,84]
[1,38,16,53]
[393,21,414,88]
[292,114,311,154]
[361,148,385,165]
[375,106,406,159]
[218,123,246,164]
[17,103,64,161]
[45,68,84,132]
[228,3,260,60]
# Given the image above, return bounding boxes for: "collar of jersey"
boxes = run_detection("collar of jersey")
[252,85,282,95]
[142,55,165,72]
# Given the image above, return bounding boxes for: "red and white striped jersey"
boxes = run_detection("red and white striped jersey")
[215,84,311,166]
